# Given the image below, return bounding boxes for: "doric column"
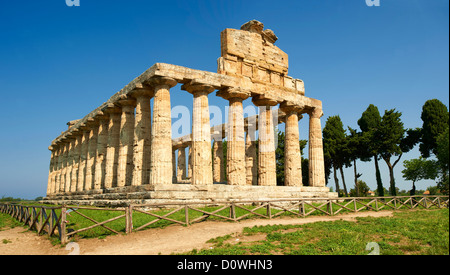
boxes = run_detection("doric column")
[129,88,153,186]
[252,96,278,186]
[60,140,70,193]
[187,142,192,180]
[117,98,136,187]
[85,119,99,191]
[77,128,90,192]
[172,148,178,183]
[65,136,76,193]
[177,146,187,181]
[51,145,60,194]
[70,131,82,192]
[280,102,303,187]
[217,88,250,185]
[182,82,215,185]
[212,139,225,183]
[245,131,257,185]
[55,143,66,194]
[104,104,121,189]
[94,112,110,190]
[47,145,57,196]
[308,107,326,187]
[148,76,177,187]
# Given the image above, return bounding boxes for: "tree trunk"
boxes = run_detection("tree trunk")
[410,181,416,196]
[383,154,402,197]
[374,156,384,196]
[339,166,348,197]
[353,159,359,197]
[333,165,340,195]
[388,164,396,196]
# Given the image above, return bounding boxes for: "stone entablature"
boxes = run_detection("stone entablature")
[45,20,335,204]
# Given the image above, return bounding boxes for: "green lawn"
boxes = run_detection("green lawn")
[184,209,449,255]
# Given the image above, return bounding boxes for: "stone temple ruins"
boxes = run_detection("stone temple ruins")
[44,20,338,206]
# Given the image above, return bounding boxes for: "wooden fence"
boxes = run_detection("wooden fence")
[1,195,448,244]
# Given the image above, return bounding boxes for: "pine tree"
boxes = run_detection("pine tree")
[420,99,449,158]
[358,104,384,197]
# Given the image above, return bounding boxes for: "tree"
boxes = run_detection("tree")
[420,99,449,158]
[377,109,420,196]
[346,127,372,197]
[358,104,384,197]
[323,116,349,196]
[436,127,449,172]
[436,127,449,194]
[402,157,437,195]
[349,180,370,197]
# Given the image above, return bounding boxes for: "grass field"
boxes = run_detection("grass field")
[183,209,449,255]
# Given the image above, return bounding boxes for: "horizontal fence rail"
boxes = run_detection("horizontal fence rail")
[1,195,448,244]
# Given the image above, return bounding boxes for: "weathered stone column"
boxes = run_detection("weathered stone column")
[53,146,62,194]
[218,88,250,185]
[85,119,99,191]
[212,139,225,182]
[65,136,75,193]
[77,128,90,191]
[70,131,82,192]
[60,140,70,193]
[47,145,57,196]
[104,105,121,189]
[182,82,215,185]
[308,107,326,187]
[177,146,187,181]
[117,98,136,187]
[280,102,303,186]
[245,131,258,185]
[252,96,278,186]
[148,76,177,187]
[172,148,177,183]
[130,88,153,186]
[187,142,192,180]
[94,113,109,190]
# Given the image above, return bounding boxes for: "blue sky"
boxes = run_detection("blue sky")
[0,0,448,199]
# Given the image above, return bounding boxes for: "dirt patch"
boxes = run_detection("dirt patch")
[0,227,66,255]
[0,211,393,255]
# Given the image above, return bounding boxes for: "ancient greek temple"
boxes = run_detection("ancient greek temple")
[44,20,337,206]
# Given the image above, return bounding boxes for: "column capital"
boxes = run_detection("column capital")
[129,85,154,98]
[146,76,177,89]
[309,107,323,119]
[103,103,122,115]
[117,95,137,107]
[279,101,304,114]
[86,117,100,128]
[69,127,83,137]
[216,87,250,101]
[181,82,215,95]
[93,110,109,121]
[252,94,279,106]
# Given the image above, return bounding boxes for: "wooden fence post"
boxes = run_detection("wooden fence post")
[299,201,305,217]
[125,205,133,234]
[328,200,333,216]
[266,202,272,219]
[185,205,190,226]
[60,206,67,245]
[230,203,236,221]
